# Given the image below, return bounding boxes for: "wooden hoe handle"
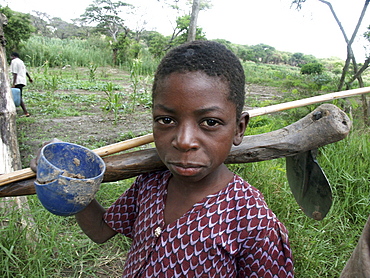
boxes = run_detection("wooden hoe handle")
[4,85,368,187]
[0,104,351,197]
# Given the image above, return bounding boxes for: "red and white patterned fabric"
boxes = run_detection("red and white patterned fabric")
[104,170,294,277]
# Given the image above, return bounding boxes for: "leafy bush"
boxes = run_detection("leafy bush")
[312,73,333,90]
[301,62,325,75]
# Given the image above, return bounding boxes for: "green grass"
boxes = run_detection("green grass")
[24,90,100,118]
[0,180,133,277]
[22,36,113,68]
[242,61,365,94]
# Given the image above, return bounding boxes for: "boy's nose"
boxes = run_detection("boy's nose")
[172,124,199,152]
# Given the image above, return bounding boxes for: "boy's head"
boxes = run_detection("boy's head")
[152,40,245,117]
[11,52,19,59]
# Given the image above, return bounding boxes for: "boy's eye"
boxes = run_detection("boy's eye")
[157,117,174,125]
[201,119,220,127]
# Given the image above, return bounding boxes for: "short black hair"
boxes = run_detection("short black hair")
[152,40,245,117]
[11,52,19,58]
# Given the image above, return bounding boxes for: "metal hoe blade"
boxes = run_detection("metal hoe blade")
[286,150,332,220]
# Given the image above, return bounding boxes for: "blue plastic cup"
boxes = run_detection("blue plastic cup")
[35,142,106,216]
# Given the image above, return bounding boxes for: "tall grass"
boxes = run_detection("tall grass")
[21,36,113,67]
[242,61,358,94]
[0,180,133,277]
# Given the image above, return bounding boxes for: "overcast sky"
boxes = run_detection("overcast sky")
[2,0,370,60]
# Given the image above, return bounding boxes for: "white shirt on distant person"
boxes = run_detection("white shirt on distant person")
[10,57,27,85]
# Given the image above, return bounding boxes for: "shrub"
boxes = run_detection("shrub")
[301,62,324,75]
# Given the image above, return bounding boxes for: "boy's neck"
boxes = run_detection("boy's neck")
[164,165,234,226]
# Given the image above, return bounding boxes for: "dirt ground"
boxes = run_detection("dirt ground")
[17,82,283,167]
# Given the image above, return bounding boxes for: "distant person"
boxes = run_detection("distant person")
[10,52,33,117]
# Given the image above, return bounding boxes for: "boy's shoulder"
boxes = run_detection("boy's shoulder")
[230,174,265,200]
[224,175,282,228]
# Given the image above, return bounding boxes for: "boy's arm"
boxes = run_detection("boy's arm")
[26,72,33,83]
[239,221,294,277]
[75,199,117,244]
[12,73,17,87]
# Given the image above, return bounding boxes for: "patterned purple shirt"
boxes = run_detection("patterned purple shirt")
[104,170,294,277]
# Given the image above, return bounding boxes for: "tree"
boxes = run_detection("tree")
[80,0,133,64]
[144,14,206,55]
[292,0,369,125]
[0,13,19,174]
[0,12,38,242]
[0,6,34,54]
[81,0,132,42]
[30,11,53,37]
[246,43,276,63]
[187,0,200,42]
[49,17,84,39]
[157,0,211,44]
[142,30,168,58]
[166,15,206,50]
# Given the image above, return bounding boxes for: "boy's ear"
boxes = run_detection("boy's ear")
[233,112,249,146]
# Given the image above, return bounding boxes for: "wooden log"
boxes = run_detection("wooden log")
[226,103,351,163]
[0,103,351,197]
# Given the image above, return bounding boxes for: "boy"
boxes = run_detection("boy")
[75,40,294,277]
[10,52,33,117]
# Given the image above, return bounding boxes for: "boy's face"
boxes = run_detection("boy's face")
[152,71,248,184]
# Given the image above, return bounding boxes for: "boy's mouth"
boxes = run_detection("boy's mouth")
[168,162,205,176]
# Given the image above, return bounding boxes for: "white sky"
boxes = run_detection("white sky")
[1,0,370,60]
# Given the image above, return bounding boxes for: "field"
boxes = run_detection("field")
[1,65,370,277]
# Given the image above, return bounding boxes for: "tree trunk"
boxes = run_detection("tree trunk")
[0,14,21,179]
[0,13,38,242]
[112,48,118,65]
[318,0,369,125]
[187,0,200,42]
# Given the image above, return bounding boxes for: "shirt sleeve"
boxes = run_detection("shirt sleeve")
[238,218,294,277]
[103,178,141,238]
[10,60,19,74]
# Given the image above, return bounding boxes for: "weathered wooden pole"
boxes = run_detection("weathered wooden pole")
[0,103,351,197]
[0,13,38,240]
[0,15,20,173]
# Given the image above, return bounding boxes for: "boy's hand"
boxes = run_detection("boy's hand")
[30,138,63,172]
